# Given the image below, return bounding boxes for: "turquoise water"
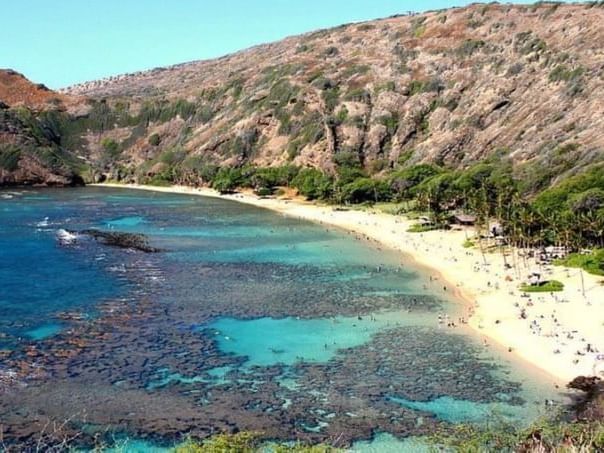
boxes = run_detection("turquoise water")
[105,216,146,227]
[352,433,433,453]
[207,312,421,367]
[0,187,559,451]
[387,395,522,424]
[24,322,63,340]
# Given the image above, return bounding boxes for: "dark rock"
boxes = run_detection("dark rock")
[78,229,162,253]
[567,376,604,421]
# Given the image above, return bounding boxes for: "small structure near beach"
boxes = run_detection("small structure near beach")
[450,213,476,226]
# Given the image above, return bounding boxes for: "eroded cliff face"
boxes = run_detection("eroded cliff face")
[3,2,604,187]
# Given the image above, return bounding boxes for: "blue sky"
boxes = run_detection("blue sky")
[1,0,570,89]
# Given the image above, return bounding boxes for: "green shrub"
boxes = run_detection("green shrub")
[407,223,442,232]
[174,432,339,453]
[520,280,564,292]
[407,77,443,96]
[389,164,442,199]
[430,418,604,452]
[323,46,339,57]
[292,168,333,200]
[266,80,298,108]
[296,43,311,53]
[532,164,604,212]
[455,39,485,58]
[514,31,547,55]
[339,177,392,204]
[341,64,370,78]
[377,114,399,135]
[276,111,293,135]
[410,17,427,38]
[375,81,396,93]
[547,66,584,96]
[408,80,425,96]
[148,133,161,146]
[147,175,173,186]
[357,23,375,31]
[322,86,340,112]
[251,166,298,189]
[0,145,22,171]
[101,138,121,158]
[211,167,245,194]
[343,88,370,103]
[226,77,245,99]
[288,111,324,151]
[346,115,365,128]
[549,65,584,83]
[568,188,604,213]
[175,432,260,453]
[555,249,604,276]
[158,147,186,166]
[255,187,273,196]
[369,158,389,173]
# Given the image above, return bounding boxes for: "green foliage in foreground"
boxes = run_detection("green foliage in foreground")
[429,418,604,452]
[168,420,604,453]
[520,280,564,292]
[555,249,604,276]
[174,432,339,453]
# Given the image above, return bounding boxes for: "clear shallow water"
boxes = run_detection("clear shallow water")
[0,187,559,451]
[206,311,432,367]
[351,433,433,453]
[387,395,522,424]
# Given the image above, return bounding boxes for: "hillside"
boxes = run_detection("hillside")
[0,70,86,186]
[1,2,604,188]
[0,69,70,110]
[60,1,604,187]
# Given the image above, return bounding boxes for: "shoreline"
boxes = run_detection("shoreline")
[93,183,604,385]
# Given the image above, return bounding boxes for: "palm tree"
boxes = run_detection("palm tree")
[495,191,510,269]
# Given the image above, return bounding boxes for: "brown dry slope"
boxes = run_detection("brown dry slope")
[2,2,604,187]
[61,1,604,186]
[0,69,71,110]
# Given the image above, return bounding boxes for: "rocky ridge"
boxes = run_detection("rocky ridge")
[2,2,604,187]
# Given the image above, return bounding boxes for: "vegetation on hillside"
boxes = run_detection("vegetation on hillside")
[3,3,604,189]
[112,153,604,253]
[0,107,88,184]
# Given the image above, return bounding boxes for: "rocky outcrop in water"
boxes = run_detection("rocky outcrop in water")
[568,376,604,421]
[78,229,162,253]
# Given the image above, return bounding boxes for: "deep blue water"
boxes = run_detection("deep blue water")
[0,191,125,343]
[0,187,559,451]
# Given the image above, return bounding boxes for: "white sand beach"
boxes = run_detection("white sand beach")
[96,183,604,385]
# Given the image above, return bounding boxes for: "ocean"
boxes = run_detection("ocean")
[0,187,558,451]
